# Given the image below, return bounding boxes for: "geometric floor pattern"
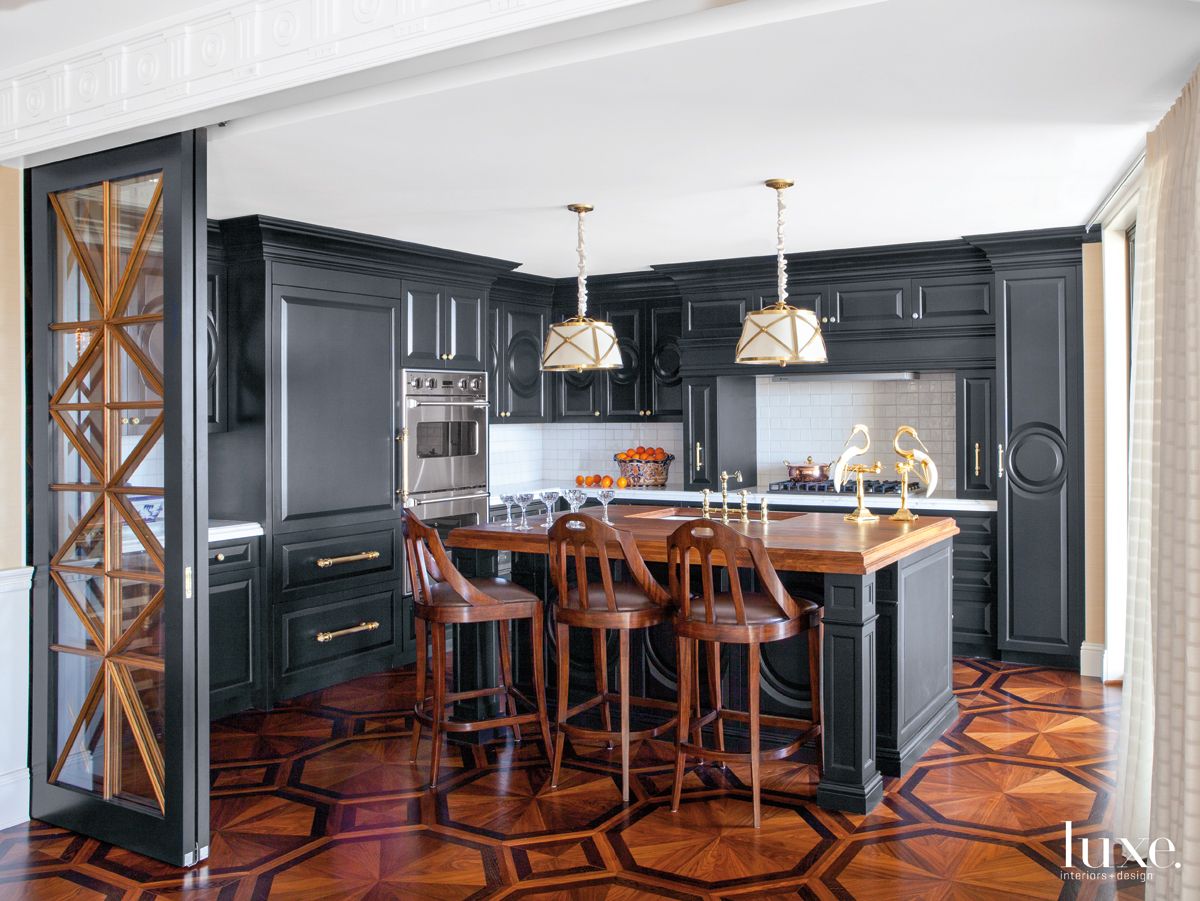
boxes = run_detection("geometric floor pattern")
[0,658,1149,899]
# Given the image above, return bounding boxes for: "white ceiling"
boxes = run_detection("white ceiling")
[207,0,1200,276]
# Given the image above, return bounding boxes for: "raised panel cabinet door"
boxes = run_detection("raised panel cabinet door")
[649,302,683,419]
[556,369,603,420]
[446,286,485,370]
[486,302,502,419]
[995,268,1082,659]
[602,303,645,420]
[682,291,752,338]
[276,287,399,525]
[684,379,716,489]
[913,276,993,328]
[757,282,828,323]
[503,304,549,421]
[208,576,257,717]
[403,280,444,367]
[206,264,227,432]
[956,369,995,498]
[831,280,910,331]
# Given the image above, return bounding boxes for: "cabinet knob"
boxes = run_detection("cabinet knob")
[215,552,225,562]
[594,410,601,417]
[830,317,837,323]
[912,312,920,319]
[820,317,828,323]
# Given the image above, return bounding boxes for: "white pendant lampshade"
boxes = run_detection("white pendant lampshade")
[735,179,827,366]
[542,204,623,372]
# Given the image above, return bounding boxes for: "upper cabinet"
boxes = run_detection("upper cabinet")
[822,276,993,332]
[649,303,683,419]
[494,301,550,421]
[402,280,485,370]
[602,301,647,420]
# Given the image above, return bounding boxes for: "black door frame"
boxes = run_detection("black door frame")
[26,130,209,866]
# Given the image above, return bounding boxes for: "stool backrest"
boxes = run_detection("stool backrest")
[402,510,498,607]
[548,513,671,612]
[667,518,800,624]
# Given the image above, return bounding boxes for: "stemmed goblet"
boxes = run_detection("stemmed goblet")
[596,488,616,524]
[564,488,587,513]
[499,492,516,526]
[514,491,535,531]
[539,488,562,526]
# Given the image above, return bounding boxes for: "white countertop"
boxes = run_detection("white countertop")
[491,483,996,513]
[208,520,265,543]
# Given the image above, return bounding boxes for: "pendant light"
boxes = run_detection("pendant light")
[735,179,828,366]
[541,203,622,372]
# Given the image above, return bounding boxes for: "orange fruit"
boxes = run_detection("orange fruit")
[616,452,628,461]
[592,474,602,486]
[601,475,614,488]
[625,448,637,457]
[584,475,595,487]
[575,474,585,486]
[655,447,665,456]
[616,476,629,489]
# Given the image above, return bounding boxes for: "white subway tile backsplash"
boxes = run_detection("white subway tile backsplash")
[754,373,957,491]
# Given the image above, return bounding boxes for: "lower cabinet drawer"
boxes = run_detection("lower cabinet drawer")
[274,586,400,697]
[276,525,397,595]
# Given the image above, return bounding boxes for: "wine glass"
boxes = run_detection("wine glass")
[539,488,562,526]
[514,492,535,531]
[596,488,616,524]
[499,492,516,526]
[564,488,586,513]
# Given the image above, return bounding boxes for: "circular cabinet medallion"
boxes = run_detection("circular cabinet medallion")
[652,337,682,387]
[506,332,542,397]
[1006,424,1067,494]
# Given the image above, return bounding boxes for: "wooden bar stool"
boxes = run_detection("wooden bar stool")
[403,510,551,789]
[667,518,822,827]
[547,513,680,802]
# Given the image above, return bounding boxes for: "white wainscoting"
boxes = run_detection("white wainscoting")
[0,566,32,830]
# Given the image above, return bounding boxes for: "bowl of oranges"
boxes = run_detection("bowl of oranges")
[614,446,674,488]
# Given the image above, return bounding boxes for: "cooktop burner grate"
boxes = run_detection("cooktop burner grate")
[767,479,921,495]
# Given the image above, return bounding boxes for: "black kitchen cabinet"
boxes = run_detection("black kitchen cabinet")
[820,276,991,333]
[956,369,995,498]
[947,512,998,656]
[209,536,264,719]
[649,303,683,418]
[994,265,1083,664]
[206,261,228,433]
[556,369,604,420]
[402,279,485,370]
[493,301,550,421]
[914,275,993,328]
[603,301,647,420]
[274,280,402,530]
[829,279,909,331]
[682,376,757,491]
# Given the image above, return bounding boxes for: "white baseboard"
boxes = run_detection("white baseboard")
[0,767,30,831]
[1080,641,1106,679]
[0,566,32,831]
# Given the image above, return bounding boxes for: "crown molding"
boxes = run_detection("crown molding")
[0,0,650,163]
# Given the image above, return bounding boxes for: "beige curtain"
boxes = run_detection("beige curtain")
[1116,64,1200,900]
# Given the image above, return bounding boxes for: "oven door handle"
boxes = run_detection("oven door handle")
[407,400,490,408]
[410,492,492,507]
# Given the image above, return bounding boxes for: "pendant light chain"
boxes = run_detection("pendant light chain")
[775,185,788,305]
[576,206,589,318]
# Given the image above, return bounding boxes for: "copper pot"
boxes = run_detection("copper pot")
[784,456,831,482]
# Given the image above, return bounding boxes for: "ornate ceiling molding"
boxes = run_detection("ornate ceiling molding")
[0,0,649,162]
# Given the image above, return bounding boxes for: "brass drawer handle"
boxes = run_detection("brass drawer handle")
[316,621,380,643]
[695,441,703,471]
[997,443,1005,480]
[315,550,381,569]
[974,442,981,477]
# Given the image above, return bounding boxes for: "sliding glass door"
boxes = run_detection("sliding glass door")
[28,132,209,866]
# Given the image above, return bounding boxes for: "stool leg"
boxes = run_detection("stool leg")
[808,619,823,771]
[428,622,447,789]
[531,607,552,761]
[551,619,570,789]
[707,640,725,759]
[619,628,631,803]
[410,615,427,763]
[691,639,703,752]
[498,620,521,743]
[748,640,762,828]
[671,635,691,813]
[593,628,613,746]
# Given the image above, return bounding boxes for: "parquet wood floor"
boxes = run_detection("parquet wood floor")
[0,659,1148,900]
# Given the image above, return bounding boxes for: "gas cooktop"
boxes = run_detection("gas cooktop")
[767,479,921,495]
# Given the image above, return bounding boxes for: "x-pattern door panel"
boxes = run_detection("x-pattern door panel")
[31,132,208,867]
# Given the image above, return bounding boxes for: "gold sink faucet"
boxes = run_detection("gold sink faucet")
[719,470,743,522]
[700,489,712,519]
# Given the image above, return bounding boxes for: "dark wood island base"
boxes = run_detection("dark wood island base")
[446,505,959,815]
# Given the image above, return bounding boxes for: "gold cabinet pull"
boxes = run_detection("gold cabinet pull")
[694,441,703,471]
[974,442,981,477]
[316,621,380,643]
[997,443,1005,480]
[315,550,381,569]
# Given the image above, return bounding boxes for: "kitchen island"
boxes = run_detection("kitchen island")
[447,504,959,814]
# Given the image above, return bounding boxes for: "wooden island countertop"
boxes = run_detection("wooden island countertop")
[446,504,959,575]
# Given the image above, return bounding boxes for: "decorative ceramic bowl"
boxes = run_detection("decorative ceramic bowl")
[614,454,674,488]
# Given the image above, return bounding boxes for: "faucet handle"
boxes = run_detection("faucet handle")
[700,488,712,517]
[733,470,743,484]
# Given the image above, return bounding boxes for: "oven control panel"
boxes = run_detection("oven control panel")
[402,369,486,399]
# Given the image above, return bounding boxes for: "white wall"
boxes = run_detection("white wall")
[491,421,685,493]
[754,373,958,491]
